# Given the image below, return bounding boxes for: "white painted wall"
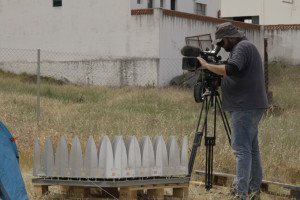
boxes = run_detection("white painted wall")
[0,0,160,58]
[221,0,262,19]
[221,0,300,25]
[0,0,161,86]
[265,29,300,65]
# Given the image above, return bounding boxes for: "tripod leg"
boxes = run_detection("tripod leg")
[216,94,231,145]
[188,94,211,177]
[205,136,215,190]
[188,100,206,177]
[188,131,203,177]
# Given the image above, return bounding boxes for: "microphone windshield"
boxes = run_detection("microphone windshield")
[181,45,202,57]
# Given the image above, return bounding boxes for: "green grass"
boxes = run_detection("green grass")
[0,66,299,199]
[262,64,300,184]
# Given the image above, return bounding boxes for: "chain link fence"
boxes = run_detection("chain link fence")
[0,48,160,87]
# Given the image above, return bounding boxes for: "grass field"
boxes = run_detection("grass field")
[0,65,299,199]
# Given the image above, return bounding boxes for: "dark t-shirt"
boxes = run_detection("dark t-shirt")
[221,37,269,111]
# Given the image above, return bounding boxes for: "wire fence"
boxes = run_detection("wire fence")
[0,48,161,87]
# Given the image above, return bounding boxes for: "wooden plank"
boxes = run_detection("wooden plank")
[32,183,190,199]
[195,170,300,196]
[69,186,89,198]
[59,186,70,194]
[173,187,189,198]
[122,183,188,191]
[165,183,189,189]
[119,183,189,199]
[147,188,164,199]
[195,170,235,178]
[213,174,228,186]
[119,187,137,200]
[34,185,48,196]
[189,181,204,186]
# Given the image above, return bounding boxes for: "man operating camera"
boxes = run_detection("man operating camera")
[197,22,268,200]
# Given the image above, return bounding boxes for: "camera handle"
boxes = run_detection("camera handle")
[188,89,231,191]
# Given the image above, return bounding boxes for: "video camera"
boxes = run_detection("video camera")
[181,41,225,103]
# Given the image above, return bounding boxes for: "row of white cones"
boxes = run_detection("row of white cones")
[33,135,188,179]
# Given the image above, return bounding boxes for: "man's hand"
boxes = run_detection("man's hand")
[196,57,227,76]
[197,57,208,70]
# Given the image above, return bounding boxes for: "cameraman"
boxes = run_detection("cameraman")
[197,22,268,200]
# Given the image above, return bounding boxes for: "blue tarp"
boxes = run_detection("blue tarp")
[0,121,29,200]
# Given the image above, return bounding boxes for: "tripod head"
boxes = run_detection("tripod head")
[194,70,222,103]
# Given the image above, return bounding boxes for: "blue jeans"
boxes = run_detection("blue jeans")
[230,109,264,199]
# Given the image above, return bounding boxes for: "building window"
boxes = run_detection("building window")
[53,0,62,7]
[171,0,176,10]
[244,19,252,24]
[137,0,141,4]
[160,0,164,7]
[148,0,153,8]
[195,3,206,15]
[282,0,293,3]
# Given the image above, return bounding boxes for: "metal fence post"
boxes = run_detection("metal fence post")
[37,49,40,126]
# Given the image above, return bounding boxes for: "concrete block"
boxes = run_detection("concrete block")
[54,136,69,177]
[41,136,55,176]
[69,136,83,177]
[126,136,142,177]
[83,136,98,178]
[112,136,133,178]
[33,136,41,176]
[98,136,114,178]
[140,136,155,177]
[153,136,168,176]
[180,135,188,175]
[167,136,181,175]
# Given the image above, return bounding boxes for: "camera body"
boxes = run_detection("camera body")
[181,45,225,103]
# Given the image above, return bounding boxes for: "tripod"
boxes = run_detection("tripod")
[188,87,231,190]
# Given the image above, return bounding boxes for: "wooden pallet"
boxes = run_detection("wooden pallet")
[33,183,189,199]
[120,183,189,199]
[195,170,300,199]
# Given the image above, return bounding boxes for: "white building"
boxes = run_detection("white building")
[221,0,300,25]
[131,0,221,18]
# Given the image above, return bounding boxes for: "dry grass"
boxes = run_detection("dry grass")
[0,65,299,199]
